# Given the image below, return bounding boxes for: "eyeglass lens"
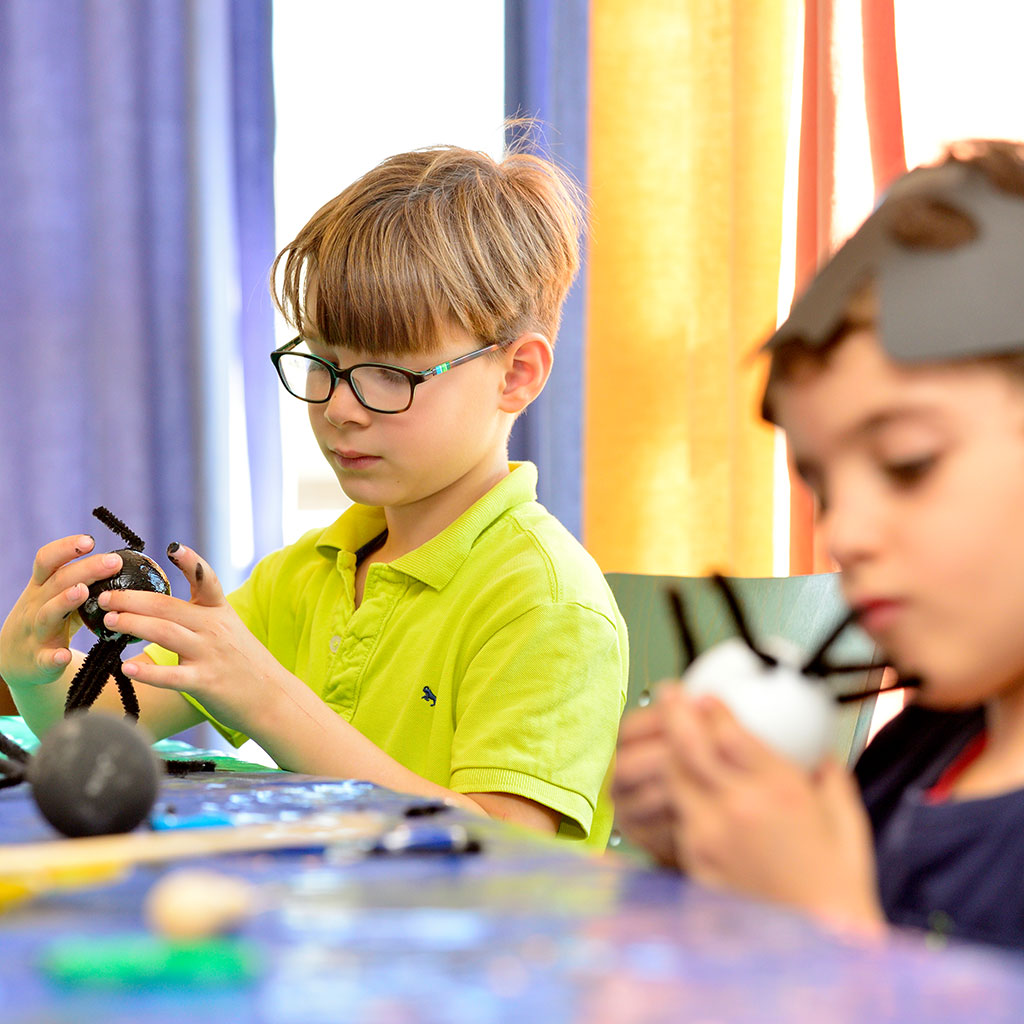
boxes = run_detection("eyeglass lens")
[277,354,413,411]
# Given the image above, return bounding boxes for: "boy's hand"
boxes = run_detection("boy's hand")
[611,695,683,868]
[0,535,123,689]
[661,687,886,936]
[95,544,288,735]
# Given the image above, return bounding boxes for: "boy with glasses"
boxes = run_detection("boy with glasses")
[1,142,628,845]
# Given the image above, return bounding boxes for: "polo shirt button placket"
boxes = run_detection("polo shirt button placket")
[329,635,342,653]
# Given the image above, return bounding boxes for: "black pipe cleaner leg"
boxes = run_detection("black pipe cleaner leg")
[0,731,30,790]
[65,639,113,712]
[65,636,135,718]
[111,654,140,720]
[711,574,778,668]
[666,586,698,672]
[802,607,859,677]
[92,506,144,551]
[0,731,29,764]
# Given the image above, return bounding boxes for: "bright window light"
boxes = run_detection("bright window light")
[272,0,505,544]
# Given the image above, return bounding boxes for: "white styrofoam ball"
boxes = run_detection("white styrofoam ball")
[682,636,838,769]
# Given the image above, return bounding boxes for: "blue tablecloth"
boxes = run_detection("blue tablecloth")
[2,717,1024,1022]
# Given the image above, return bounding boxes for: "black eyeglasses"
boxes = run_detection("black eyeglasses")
[270,336,502,414]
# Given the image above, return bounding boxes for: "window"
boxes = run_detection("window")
[272,0,505,543]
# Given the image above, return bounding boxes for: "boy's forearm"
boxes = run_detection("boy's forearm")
[246,679,486,816]
[5,651,200,743]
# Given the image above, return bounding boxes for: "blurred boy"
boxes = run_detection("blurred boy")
[613,140,1024,944]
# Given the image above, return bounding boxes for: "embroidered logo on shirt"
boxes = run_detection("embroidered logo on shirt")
[421,686,437,707]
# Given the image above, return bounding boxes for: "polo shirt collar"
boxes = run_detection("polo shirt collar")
[314,462,538,589]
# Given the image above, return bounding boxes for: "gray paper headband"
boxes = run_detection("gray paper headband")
[764,156,1024,363]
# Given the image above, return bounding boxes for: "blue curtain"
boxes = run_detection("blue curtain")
[0,0,279,626]
[504,0,589,540]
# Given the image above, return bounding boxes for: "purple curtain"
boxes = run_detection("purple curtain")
[0,0,279,623]
[505,0,589,540]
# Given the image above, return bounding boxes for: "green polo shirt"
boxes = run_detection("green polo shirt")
[150,463,628,846]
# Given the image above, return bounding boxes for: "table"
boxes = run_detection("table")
[2,716,1024,1023]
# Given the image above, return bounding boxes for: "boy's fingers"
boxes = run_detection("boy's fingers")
[36,557,118,639]
[662,691,724,793]
[165,543,224,606]
[614,779,673,825]
[45,647,73,671]
[119,656,195,692]
[32,542,120,602]
[97,590,207,636]
[12,645,75,685]
[31,534,95,585]
[817,758,870,834]
[696,696,767,773]
[99,608,197,659]
[612,738,671,795]
[42,552,123,609]
[617,704,666,747]
[37,583,88,636]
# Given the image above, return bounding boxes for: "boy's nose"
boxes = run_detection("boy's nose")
[820,491,884,571]
[323,380,371,426]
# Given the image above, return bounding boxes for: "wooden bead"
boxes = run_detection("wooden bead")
[144,869,255,940]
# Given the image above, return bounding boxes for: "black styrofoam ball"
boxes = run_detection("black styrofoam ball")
[27,712,161,837]
[78,549,171,642]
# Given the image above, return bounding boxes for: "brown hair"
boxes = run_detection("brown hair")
[271,139,584,358]
[762,140,1024,421]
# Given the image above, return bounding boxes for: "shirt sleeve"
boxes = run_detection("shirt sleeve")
[447,601,627,839]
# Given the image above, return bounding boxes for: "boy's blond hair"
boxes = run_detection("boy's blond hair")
[272,142,584,358]
[762,139,1024,422]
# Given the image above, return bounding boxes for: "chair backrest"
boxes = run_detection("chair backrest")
[605,571,885,768]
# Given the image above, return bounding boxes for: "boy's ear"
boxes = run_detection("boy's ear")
[498,333,553,414]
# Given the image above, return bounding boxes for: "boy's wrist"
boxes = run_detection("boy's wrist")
[1,663,51,691]
[225,665,309,750]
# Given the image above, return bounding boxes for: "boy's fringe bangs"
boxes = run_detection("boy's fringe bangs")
[275,230,451,359]
[315,244,450,358]
[272,132,584,358]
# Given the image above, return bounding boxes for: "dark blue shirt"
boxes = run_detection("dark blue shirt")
[855,704,1024,951]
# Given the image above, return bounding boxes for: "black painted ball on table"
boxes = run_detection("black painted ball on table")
[78,549,171,642]
[27,712,161,837]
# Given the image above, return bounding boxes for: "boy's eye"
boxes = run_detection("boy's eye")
[362,366,409,389]
[883,455,936,487]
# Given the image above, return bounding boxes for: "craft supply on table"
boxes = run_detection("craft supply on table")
[0,711,161,837]
[145,868,258,940]
[370,822,483,856]
[40,935,264,989]
[0,862,125,913]
[149,809,235,830]
[0,810,386,878]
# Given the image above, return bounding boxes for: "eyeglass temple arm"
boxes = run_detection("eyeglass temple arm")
[423,343,502,379]
[273,335,305,355]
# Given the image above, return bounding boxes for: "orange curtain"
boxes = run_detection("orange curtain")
[788,0,906,573]
[584,0,798,576]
